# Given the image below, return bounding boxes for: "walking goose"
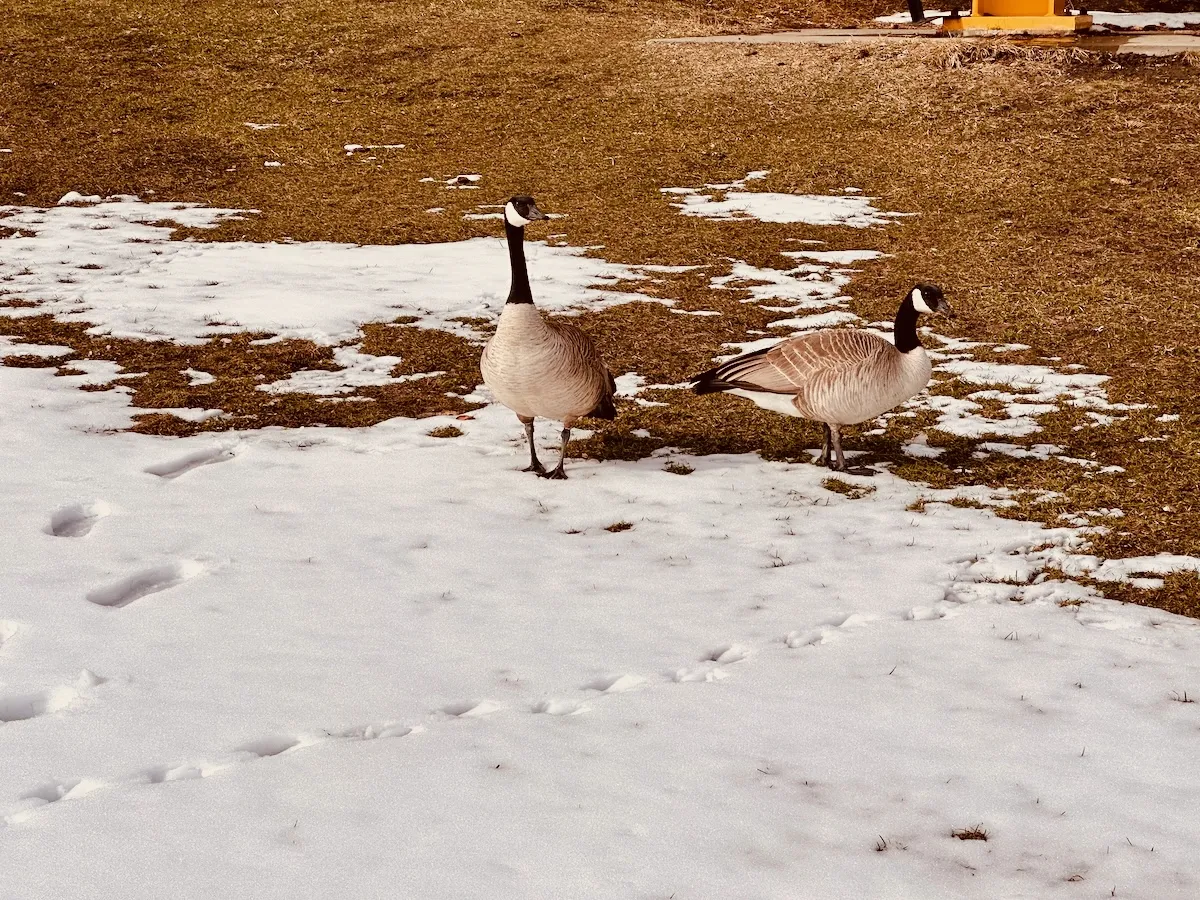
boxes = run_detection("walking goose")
[480,195,617,479]
[691,283,953,472]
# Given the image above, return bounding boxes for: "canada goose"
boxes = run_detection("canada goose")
[480,195,617,479]
[691,283,953,473]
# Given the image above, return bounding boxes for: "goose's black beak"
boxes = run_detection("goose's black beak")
[938,300,955,319]
[526,204,550,222]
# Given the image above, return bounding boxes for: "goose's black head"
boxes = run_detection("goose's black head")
[504,195,549,228]
[909,282,953,318]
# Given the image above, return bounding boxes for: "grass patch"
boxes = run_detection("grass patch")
[663,461,694,475]
[605,521,634,533]
[427,425,463,438]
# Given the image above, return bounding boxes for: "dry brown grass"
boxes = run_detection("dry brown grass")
[2,0,1198,614]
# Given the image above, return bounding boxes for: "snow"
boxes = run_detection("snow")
[256,346,442,396]
[662,171,905,227]
[3,194,1200,899]
[0,196,657,344]
[182,368,215,386]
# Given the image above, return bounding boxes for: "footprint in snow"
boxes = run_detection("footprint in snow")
[785,613,875,648]
[6,778,105,823]
[672,665,730,684]
[707,643,752,664]
[671,643,752,683]
[581,674,645,694]
[442,699,504,718]
[235,736,304,758]
[332,723,418,740]
[904,605,947,622]
[144,446,236,479]
[46,501,111,538]
[86,560,204,608]
[531,699,588,716]
[141,763,205,784]
[0,684,83,724]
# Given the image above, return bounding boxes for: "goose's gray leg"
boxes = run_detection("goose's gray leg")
[829,425,846,472]
[830,426,876,476]
[519,416,546,474]
[819,423,833,467]
[540,427,571,480]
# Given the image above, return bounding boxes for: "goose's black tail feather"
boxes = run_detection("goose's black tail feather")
[585,370,619,420]
[691,344,773,395]
[691,368,740,395]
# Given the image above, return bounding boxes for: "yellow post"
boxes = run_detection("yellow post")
[940,0,1092,34]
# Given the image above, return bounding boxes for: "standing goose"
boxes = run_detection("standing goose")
[691,283,953,473]
[480,195,617,479]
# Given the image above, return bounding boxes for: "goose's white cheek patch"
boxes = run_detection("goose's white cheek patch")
[912,288,932,314]
[505,204,532,228]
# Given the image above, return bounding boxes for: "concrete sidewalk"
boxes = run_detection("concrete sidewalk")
[652,29,1200,56]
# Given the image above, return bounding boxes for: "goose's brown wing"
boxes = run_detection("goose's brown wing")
[696,330,888,393]
[547,320,617,420]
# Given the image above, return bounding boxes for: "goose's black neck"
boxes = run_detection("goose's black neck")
[505,220,534,305]
[893,294,922,353]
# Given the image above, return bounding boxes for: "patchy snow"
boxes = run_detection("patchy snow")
[257,347,441,396]
[0,197,658,344]
[979,442,1064,460]
[244,123,283,130]
[662,172,905,227]
[57,191,102,205]
[182,368,215,386]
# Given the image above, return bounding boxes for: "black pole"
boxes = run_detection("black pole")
[907,0,926,23]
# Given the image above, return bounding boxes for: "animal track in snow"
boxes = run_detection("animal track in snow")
[5,721,419,824]
[671,642,752,683]
[235,736,303,758]
[904,605,948,622]
[531,699,588,716]
[0,621,18,651]
[143,446,236,479]
[707,643,752,664]
[582,674,646,694]
[46,501,111,537]
[0,686,79,723]
[672,665,731,683]
[785,613,876,648]
[441,699,505,718]
[86,560,204,608]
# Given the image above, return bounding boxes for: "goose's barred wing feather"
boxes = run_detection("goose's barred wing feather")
[693,330,887,394]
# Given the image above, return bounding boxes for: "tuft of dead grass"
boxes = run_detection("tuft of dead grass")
[952,826,990,841]
[822,478,876,499]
